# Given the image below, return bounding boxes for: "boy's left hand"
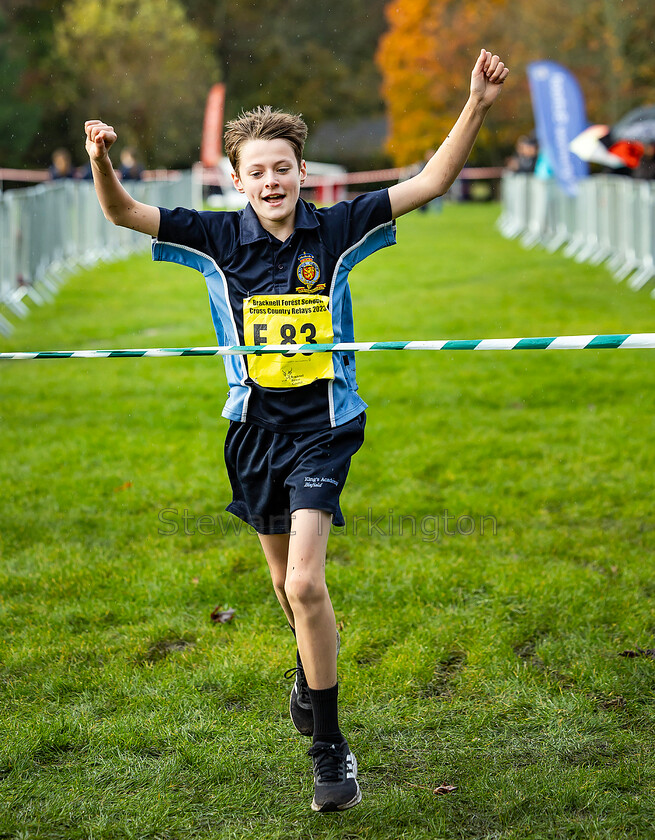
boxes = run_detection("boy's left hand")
[470,49,509,108]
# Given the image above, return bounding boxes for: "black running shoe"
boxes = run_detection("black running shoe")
[308,740,361,812]
[285,659,313,736]
[285,630,341,737]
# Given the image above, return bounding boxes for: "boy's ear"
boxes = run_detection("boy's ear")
[231,171,245,193]
[300,159,307,184]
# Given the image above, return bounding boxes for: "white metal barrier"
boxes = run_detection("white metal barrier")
[498,173,655,297]
[0,174,196,335]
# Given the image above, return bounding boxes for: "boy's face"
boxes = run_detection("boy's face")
[231,138,306,236]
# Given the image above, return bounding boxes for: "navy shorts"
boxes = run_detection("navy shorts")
[224,412,366,534]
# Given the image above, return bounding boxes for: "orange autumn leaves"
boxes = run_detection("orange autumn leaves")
[376,0,655,167]
[376,0,511,166]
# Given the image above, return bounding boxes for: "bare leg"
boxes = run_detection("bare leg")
[258,532,294,626]
[284,509,337,690]
[258,510,337,689]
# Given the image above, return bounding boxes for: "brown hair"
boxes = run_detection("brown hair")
[224,106,308,175]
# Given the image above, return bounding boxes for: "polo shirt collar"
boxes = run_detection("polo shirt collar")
[239,198,320,245]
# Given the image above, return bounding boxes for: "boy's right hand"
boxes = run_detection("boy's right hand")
[84,120,117,161]
[82,119,160,236]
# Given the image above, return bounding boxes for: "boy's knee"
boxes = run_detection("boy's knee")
[285,572,326,610]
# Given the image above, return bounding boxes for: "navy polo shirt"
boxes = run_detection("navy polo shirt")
[152,189,396,432]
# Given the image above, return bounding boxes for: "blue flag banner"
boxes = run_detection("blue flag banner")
[527,61,589,196]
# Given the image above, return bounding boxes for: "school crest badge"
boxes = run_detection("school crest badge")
[295,253,325,293]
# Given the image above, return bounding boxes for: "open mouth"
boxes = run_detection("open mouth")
[263,194,285,204]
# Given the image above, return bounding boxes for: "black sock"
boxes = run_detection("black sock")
[308,683,344,745]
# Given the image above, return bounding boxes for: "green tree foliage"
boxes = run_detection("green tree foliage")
[4,0,389,168]
[0,11,42,167]
[0,2,70,165]
[52,0,219,167]
[181,0,388,126]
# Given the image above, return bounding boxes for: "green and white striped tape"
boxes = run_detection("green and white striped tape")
[1,334,654,360]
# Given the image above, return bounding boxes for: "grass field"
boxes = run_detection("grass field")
[1,202,654,840]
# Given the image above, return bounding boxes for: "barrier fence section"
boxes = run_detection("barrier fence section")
[0,173,197,336]
[498,172,655,297]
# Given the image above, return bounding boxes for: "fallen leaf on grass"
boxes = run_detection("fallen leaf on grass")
[619,648,655,659]
[433,784,457,795]
[210,606,236,624]
[113,481,133,493]
[407,782,458,795]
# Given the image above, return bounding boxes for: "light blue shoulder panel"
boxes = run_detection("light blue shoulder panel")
[152,239,251,422]
[328,220,397,425]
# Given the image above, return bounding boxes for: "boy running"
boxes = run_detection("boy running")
[84,49,508,812]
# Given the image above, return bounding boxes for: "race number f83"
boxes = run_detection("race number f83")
[243,294,335,388]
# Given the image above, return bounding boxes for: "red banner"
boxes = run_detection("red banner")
[200,83,226,168]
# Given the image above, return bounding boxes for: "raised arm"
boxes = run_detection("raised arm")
[84,120,160,237]
[388,50,509,219]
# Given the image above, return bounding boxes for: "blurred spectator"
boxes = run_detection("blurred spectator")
[119,148,144,181]
[506,135,538,173]
[633,143,655,180]
[48,148,74,180]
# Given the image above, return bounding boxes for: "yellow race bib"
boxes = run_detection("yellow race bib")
[243,295,334,389]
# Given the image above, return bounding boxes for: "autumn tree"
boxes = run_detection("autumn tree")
[52,0,219,166]
[377,0,655,167]
[376,0,513,166]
